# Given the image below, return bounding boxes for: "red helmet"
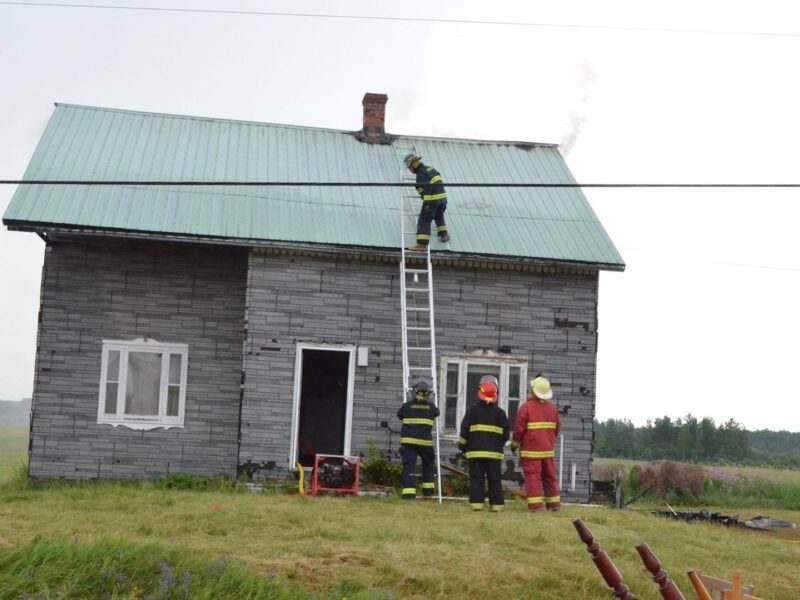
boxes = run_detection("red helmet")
[477,381,498,403]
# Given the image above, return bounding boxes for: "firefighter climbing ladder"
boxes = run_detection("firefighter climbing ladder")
[395,144,443,503]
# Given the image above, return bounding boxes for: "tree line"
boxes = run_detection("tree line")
[595,416,800,468]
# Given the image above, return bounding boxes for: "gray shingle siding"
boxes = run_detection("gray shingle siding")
[239,250,598,501]
[29,239,598,501]
[28,238,247,480]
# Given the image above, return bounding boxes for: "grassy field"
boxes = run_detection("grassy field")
[595,457,800,485]
[595,457,800,512]
[1,437,799,598]
[0,427,27,483]
[1,483,799,599]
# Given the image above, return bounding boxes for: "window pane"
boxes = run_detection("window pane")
[167,386,180,417]
[509,366,521,398]
[124,352,162,416]
[508,399,520,428]
[444,403,456,430]
[104,383,118,414]
[443,363,459,429]
[106,350,120,382]
[446,364,458,395]
[169,354,182,385]
[466,364,501,406]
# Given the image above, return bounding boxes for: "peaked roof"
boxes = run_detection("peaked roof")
[3,104,624,270]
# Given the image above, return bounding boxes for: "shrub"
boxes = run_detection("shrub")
[442,472,469,497]
[361,439,403,488]
[629,461,704,499]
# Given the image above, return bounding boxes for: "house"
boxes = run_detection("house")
[3,93,624,501]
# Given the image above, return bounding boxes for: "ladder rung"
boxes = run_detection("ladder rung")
[406,307,430,312]
[406,326,431,331]
[409,367,433,371]
[405,287,428,293]
[407,347,432,351]
[404,269,428,274]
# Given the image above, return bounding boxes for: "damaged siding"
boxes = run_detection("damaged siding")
[240,250,598,502]
[28,238,598,501]
[28,238,247,480]
[239,252,404,475]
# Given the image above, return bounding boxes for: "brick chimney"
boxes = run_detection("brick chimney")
[357,92,391,144]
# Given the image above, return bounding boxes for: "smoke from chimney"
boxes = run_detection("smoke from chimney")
[560,61,597,156]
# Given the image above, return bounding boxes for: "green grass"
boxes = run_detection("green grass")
[1,446,798,597]
[0,537,313,599]
[0,427,27,484]
[0,480,798,599]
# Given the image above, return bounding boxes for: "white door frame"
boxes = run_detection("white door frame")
[289,342,356,467]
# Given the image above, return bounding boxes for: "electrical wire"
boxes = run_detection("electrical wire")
[2,180,800,188]
[1,1,799,39]
[619,246,800,273]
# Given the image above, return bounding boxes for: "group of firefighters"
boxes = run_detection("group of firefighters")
[397,153,561,510]
[397,374,561,512]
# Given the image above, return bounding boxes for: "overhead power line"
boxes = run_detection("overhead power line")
[1,1,799,39]
[620,246,800,273]
[1,180,800,188]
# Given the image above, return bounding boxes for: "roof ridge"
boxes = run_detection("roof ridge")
[52,103,557,148]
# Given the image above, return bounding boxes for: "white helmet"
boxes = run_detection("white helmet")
[530,376,553,401]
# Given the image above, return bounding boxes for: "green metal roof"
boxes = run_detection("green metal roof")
[4,104,624,269]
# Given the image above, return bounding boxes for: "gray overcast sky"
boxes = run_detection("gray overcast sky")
[1,0,799,431]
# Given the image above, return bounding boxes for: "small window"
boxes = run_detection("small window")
[98,339,188,430]
[439,357,527,438]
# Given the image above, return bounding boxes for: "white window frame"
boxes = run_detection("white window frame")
[289,343,356,468]
[438,356,527,440]
[97,338,188,430]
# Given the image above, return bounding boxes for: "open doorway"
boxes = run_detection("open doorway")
[291,345,355,468]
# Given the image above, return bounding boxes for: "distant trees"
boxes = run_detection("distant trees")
[594,415,800,467]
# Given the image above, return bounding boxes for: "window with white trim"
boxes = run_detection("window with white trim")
[97,338,188,430]
[439,357,527,438]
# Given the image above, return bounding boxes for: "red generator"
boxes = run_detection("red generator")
[310,454,360,497]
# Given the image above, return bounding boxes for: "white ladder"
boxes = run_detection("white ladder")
[395,144,443,503]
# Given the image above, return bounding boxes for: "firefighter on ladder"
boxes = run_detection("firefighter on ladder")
[403,152,450,251]
[458,379,509,512]
[397,380,439,499]
[511,375,561,511]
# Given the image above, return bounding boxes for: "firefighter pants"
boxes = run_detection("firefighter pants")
[416,198,448,245]
[400,444,435,499]
[522,457,560,510]
[468,458,504,510]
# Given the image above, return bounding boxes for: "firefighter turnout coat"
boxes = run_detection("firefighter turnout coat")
[413,163,449,245]
[459,401,510,510]
[512,395,561,510]
[458,401,510,460]
[414,164,448,203]
[397,397,440,498]
[397,397,439,448]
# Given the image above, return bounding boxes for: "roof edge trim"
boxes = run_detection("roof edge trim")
[4,221,624,272]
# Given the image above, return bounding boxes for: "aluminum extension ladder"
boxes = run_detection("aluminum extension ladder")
[394,143,443,503]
